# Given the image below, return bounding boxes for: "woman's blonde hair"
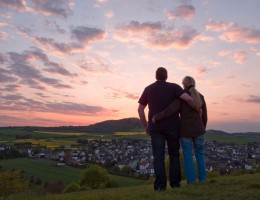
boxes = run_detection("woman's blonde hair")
[182,76,203,110]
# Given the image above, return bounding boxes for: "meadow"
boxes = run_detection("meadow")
[0,158,145,187]
[7,173,260,200]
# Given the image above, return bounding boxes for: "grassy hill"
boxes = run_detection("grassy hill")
[8,173,260,200]
[1,158,145,187]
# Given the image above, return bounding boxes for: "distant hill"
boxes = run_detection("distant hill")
[23,117,143,133]
[85,118,143,133]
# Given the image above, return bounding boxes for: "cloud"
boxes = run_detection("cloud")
[0,96,107,115]
[31,36,89,55]
[79,56,111,74]
[114,21,200,49]
[233,51,247,64]
[106,87,139,100]
[219,25,260,44]
[23,48,77,77]
[165,5,195,21]
[148,27,200,49]
[94,0,108,7]
[0,0,27,12]
[2,84,21,92]
[116,20,163,35]
[0,31,7,40]
[105,10,114,18]
[1,94,24,101]
[218,50,233,57]
[30,0,73,17]
[245,95,260,103]
[0,53,8,63]
[71,26,105,44]
[43,20,67,34]
[0,68,18,83]
[3,50,73,89]
[195,66,209,75]
[205,18,231,32]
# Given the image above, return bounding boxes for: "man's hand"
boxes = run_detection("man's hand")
[144,125,150,135]
[138,104,150,135]
[180,93,200,112]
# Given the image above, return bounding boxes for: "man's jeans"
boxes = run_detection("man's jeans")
[150,131,181,190]
[181,135,207,184]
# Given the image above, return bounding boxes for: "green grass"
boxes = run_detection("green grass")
[0,158,145,187]
[8,173,260,200]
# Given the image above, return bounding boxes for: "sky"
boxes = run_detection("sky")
[0,0,260,132]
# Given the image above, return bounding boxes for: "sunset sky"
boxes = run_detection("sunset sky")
[0,0,260,132]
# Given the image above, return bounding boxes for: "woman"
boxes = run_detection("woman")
[153,76,207,184]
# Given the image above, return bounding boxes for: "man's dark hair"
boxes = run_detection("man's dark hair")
[156,67,168,81]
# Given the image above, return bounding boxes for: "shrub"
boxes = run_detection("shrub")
[106,178,119,188]
[0,170,27,197]
[79,164,109,189]
[43,181,63,194]
[207,171,220,179]
[63,182,80,193]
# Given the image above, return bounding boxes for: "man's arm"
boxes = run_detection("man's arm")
[180,93,200,112]
[152,99,180,123]
[138,104,149,134]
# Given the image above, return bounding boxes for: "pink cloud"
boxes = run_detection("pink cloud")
[30,0,74,17]
[116,20,163,34]
[148,27,200,49]
[165,5,195,21]
[79,56,111,74]
[0,0,27,12]
[218,50,233,57]
[94,0,108,7]
[105,10,114,18]
[105,87,139,100]
[0,31,7,40]
[233,51,247,64]
[195,66,208,75]
[219,25,260,44]
[114,21,200,49]
[113,20,163,44]
[71,26,106,44]
[205,18,231,32]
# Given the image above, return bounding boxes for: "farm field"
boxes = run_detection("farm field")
[33,131,85,136]
[15,138,78,148]
[114,132,145,136]
[205,133,260,144]
[0,158,145,187]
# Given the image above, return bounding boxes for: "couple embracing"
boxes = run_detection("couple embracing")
[138,67,208,191]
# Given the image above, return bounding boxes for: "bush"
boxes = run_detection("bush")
[63,182,80,193]
[79,164,109,189]
[43,181,63,194]
[0,170,27,197]
[35,177,42,185]
[106,178,119,188]
[207,171,220,179]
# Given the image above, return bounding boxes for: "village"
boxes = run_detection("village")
[1,139,260,177]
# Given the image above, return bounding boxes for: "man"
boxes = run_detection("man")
[138,67,197,191]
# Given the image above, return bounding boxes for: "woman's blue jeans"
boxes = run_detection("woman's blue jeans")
[181,135,206,184]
